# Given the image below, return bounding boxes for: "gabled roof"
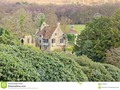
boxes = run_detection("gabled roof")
[36,26,56,39]
[68,29,79,34]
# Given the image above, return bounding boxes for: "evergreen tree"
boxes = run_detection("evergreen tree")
[74,17,120,62]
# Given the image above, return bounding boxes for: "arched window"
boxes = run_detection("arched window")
[21,39,24,44]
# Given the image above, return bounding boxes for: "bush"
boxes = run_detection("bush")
[0,28,20,45]
[0,44,120,81]
[66,45,74,52]
[67,34,76,45]
[105,48,120,68]
[0,52,40,81]
[0,44,88,81]
[103,64,120,81]
[75,56,115,81]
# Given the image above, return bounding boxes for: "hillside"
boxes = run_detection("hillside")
[0,44,120,81]
[1,0,120,5]
[0,3,120,81]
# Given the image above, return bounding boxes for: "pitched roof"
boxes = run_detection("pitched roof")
[68,29,79,34]
[36,26,56,39]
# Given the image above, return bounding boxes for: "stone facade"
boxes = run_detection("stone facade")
[21,35,35,46]
[36,22,67,51]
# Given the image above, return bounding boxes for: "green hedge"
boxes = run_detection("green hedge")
[0,52,40,81]
[0,44,88,81]
[103,64,120,81]
[0,44,120,81]
[72,56,120,81]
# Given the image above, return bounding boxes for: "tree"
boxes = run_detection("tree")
[60,16,72,33]
[67,34,76,45]
[112,9,120,31]
[1,8,36,38]
[45,11,58,26]
[39,14,45,28]
[74,17,120,62]
[105,48,120,68]
[34,13,45,28]
[0,27,20,45]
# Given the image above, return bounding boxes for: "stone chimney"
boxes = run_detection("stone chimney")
[57,22,61,29]
[57,22,60,27]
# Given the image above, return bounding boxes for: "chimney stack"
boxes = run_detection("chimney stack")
[57,22,61,28]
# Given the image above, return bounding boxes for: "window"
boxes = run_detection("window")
[21,39,24,44]
[43,39,48,43]
[55,33,57,35]
[27,38,30,43]
[52,39,55,43]
[32,38,34,43]
[60,38,64,43]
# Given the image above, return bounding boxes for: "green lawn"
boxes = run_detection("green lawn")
[61,24,85,34]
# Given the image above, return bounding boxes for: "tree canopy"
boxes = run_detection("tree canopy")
[0,28,20,45]
[74,16,120,62]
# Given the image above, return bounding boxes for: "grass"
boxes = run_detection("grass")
[61,24,85,53]
[61,24,85,34]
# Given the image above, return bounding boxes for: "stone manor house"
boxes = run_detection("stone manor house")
[21,22,67,51]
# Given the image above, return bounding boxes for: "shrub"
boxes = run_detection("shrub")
[0,28,20,45]
[0,44,120,82]
[0,44,88,82]
[75,56,115,81]
[67,34,76,45]
[0,52,40,81]
[105,48,120,68]
[103,64,120,81]
[66,45,74,52]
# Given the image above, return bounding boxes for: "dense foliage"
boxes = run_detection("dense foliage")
[74,16,120,62]
[105,48,120,68]
[0,44,120,81]
[0,3,120,32]
[75,56,120,81]
[0,44,88,81]
[0,28,20,45]
[112,9,120,31]
[0,3,120,38]
[0,3,120,82]
[67,34,76,45]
